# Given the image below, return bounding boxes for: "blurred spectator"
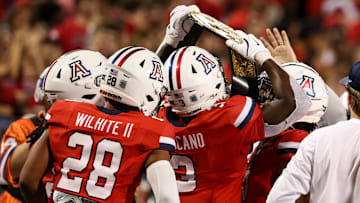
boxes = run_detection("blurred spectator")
[0,0,356,142]
[49,0,101,52]
[89,23,123,57]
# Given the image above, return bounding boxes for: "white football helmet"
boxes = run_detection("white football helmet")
[281,62,328,123]
[43,50,107,105]
[163,46,229,117]
[34,66,50,103]
[53,190,83,203]
[100,46,167,116]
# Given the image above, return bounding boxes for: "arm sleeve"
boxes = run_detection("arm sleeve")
[265,75,311,137]
[266,132,315,203]
[146,160,180,203]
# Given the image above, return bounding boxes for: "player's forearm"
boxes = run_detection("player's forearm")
[262,59,296,124]
[20,130,50,203]
[146,160,180,203]
[156,41,176,63]
[9,142,31,181]
[21,180,47,203]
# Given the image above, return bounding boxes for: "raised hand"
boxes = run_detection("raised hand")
[226,31,272,66]
[260,28,298,64]
[164,5,200,47]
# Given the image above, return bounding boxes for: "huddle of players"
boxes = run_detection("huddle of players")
[0,4,333,203]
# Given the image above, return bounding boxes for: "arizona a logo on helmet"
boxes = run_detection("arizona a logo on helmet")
[300,75,316,97]
[69,60,91,82]
[196,53,216,74]
[150,60,164,82]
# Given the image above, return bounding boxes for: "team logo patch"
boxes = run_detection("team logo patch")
[69,60,91,82]
[196,53,216,74]
[150,60,163,82]
[300,75,316,97]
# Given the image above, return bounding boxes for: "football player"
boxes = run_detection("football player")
[243,28,329,203]
[19,47,179,203]
[0,67,49,203]
[153,5,310,202]
[0,50,108,203]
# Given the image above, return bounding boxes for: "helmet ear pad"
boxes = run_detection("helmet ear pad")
[43,50,108,106]
[100,47,167,116]
[163,46,229,117]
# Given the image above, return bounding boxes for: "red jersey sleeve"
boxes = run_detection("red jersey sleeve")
[137,116,176,152]
[228,96,265,143]
[276,129,309,159]
[45,100,78,129]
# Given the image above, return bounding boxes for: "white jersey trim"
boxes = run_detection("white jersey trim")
[0,145,16,185]
[278,141,300,149]
[233,97,253,128]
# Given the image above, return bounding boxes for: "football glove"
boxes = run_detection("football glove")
[226,31,272,65]
[163,5,200,47]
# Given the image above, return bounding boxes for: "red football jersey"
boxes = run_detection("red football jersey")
[46,100,175,203]
[243,129,309,203]
[158,95,264,203]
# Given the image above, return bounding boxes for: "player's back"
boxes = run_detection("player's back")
[47,100,175,203]
[158,95,264,203]
[244,129,308,203]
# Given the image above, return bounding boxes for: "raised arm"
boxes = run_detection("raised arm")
[226,32,310,137]
[19,129,50,203]
[156,5,200,62]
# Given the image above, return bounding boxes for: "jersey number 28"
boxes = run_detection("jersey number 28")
[56,132,123,200]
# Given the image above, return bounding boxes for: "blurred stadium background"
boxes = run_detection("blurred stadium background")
[0,0,358,133]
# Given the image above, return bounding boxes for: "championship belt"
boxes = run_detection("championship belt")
[182,11,258,99]
[189,11,256,78]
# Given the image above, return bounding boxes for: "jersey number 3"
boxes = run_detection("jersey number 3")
[56,132,123,200]
[171,155,196,192]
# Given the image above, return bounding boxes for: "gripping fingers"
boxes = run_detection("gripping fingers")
[188,5,200,12]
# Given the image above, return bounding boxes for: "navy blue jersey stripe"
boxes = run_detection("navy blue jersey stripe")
[160,143,175,152]
[277,148,298,154]
[96,106,128,115]
[168,51,178,91]
[237,101,256,130]
[111,46,134,64]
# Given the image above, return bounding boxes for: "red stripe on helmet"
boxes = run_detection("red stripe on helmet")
[176,47,189,89]
[43,60,58,90]
[117,48,145,67]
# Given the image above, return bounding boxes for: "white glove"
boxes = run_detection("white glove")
[164,5,200,47]
[226,32,273,65]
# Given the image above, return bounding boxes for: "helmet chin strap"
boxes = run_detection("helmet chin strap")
[150,86,168,117]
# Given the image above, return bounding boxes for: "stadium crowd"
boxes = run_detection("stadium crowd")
[0,0,359,203]
[0,0,359,128]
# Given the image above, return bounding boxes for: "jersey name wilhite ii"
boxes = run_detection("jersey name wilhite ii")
[45,100,175,203]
